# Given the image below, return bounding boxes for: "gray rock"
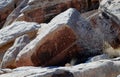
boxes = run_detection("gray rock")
[0,21,40,64]
[0,0,23,28]
[3,0,29,27]
[86,54,110,62]
[15,8,103,67]
[0,68,12,74]
[99,0,120,25]
[0,59,120,77]
[1,34,30,68]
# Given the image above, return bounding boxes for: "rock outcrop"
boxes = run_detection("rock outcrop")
[0,0,120,77]
[1,34,30,68]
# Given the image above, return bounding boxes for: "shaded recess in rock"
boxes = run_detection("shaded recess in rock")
[52,69,74,77]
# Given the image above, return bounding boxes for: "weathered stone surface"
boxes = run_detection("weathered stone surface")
[0,21,40,57]
[86,54,110,62]
[15,8,103,67]
[16,25,81,66]
[81,9,98,18]
[3,0,29,27]
[99,0,120,25]
[0,0,23,28]
[15,0,99,24]
[85,0,120,57]
[100,0,120,51]
[99,0,120,50]
[0,59,120,77]
[1,34,30,69]
[0,68,12,74]
[0,0,99,27]
[0,0,14,28]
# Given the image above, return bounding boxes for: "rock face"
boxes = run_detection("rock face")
[0,59,120,77]
[1,34,30,69]
[15,8,82,67]
[0,0,120,77]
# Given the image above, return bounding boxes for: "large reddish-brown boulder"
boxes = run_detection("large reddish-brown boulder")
[15,8,102,67]
[31,24,81,66]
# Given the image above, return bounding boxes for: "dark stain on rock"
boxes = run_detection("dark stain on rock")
[102,12,110,19]
[52,69,74,77]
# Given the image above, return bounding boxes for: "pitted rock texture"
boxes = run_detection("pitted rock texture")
[15,8,103,67]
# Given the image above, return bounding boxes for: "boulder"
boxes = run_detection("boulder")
[15,8,102,67]
[16,24,82,66]
[1,34,30,69]
[0,59,120,77]
[0,21,40,57]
